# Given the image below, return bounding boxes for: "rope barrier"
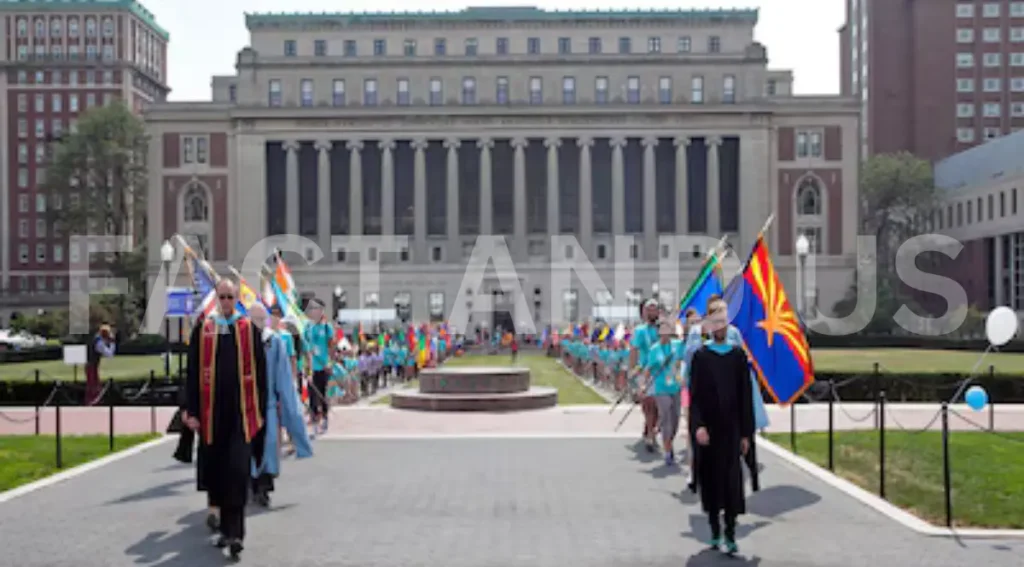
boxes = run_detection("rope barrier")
[0,383,61,424]
[948,408,1024,445]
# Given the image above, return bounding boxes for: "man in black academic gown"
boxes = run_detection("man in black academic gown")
[184,280,267,561]
[688,306,755,556]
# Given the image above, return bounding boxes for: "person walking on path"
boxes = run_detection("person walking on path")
[85,324,116,404]
[646,320,684,467]
[629,299,661,452]
[302,300,333,436]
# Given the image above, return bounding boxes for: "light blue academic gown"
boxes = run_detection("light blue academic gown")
[253,331,312,479]
[684,326,770,430]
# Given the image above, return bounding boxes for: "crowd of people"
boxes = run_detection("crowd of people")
[555,295,769,555]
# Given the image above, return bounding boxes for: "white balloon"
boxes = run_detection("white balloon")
[985,306,1018,346]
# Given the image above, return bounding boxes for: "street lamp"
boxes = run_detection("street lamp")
[795,234,810,319]
[333,286,343,323]
[160,240,175,379]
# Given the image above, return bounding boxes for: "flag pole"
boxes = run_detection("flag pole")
[730,213,778,279]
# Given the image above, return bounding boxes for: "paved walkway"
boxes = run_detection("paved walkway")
[1,434,1021,567]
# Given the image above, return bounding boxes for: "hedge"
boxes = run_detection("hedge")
[0,375,182,406]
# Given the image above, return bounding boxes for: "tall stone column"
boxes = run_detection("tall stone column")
[577,137,594,254]
[642,136,658,260]
[610,137,626,237]
[381,139,395,237]
[284,141,300,235]
[545,138,561,239]
[512,137,528,261]
[706,135,721,236]
[347,140,363,239]
[674,137,690,235]
[412,138,428,263]
[315,140,332,259]
[477,138,493,236]
[445,138,461,262]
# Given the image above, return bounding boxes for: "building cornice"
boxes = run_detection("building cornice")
[238,52,767,69]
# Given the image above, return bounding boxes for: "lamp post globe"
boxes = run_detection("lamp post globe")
[795,234,810,259]
[160,240,174,263]
[334,285,343,298]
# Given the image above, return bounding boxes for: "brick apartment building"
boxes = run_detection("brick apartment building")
[0,0,169,325]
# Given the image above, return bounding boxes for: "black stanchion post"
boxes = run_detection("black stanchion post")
[873,362,880,430]
[149,369,156,435]
[879,390,886,499]
[941,402,952,528]
[988,365,995,432]
[108,379,115,452]
[790,402,797,453]
[828,379,835,471]
[55,383,63,469]
[34,369,41,436]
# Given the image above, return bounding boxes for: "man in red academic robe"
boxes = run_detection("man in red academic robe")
[184,280,267,561]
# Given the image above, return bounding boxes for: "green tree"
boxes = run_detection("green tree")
[43,102,148,335]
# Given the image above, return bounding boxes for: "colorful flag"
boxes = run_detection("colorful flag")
[273,253,298,303]
[260,272,277,308]
[271,279,305,333]
[725,236,814,405]
[679,252,724,318]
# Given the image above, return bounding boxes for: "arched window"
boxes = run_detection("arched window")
[85,17,96,36]
[17,18,28,37]
[34,18,45,37]
[183,184,209,222]
[796,177,822,216]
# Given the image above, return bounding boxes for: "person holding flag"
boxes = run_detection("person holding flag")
[687,303,755,556]
[302,299,334,436]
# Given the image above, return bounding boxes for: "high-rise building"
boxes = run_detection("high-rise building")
[145,7,861,327]
[0,0,169,324]
[841,0,1024,161]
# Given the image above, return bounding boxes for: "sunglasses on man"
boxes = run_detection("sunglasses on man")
[219,294,235,300]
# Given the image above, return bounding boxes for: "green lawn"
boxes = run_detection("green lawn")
[0,354,177,382]
[764,430,1024,528]
[2,348,1023,383]
[0,434,160,493]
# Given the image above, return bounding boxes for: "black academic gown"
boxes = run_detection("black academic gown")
[689,345,755,517]
[185,319,268,510]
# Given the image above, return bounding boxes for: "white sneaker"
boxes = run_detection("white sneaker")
[685,468,694,485]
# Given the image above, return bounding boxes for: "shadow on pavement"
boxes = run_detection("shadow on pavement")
[625,441,662,464]
[107,479,193,506]
[685,548,762,566]
[682,514,771,543]
[746,485,821,518]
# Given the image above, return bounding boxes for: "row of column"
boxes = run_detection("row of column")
[281,136,723,261]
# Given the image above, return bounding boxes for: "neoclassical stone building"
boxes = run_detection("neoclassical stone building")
[146,7,860,327]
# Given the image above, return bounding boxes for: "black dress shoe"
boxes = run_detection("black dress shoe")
[228,540,243,560]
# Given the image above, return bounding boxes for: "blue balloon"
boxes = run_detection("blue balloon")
[965,385,988,411]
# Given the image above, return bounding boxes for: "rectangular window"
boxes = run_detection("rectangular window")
[54,245,63,264]
[314,39,326,56]
[403,39,416,56]
[52,119,63,137]
[558,37,571,54]
[183,137,194,164]
[691,76,704,103]
[957,102,975,117]
[588,37,601,54]
[984,52,1001,67]
[284,40,297,56]
[985,126,1001,139]
[627,76,640,103]
[647,36,661,53]
[17,144,28,164]
[36,244,46,263]
[343,40,357,56]
[957,28,974,43]
[562,76,576,104]
[332,79,346,106]
[983,28,1001,42]
[19,220,28,238]
[528,37,541,54]
[397,79,410,105]
[723,75,736,103]
[363,79,378,106]
[1012,2,1024,16]
[595,76,609,104]
[1012,53,1024,66]
[35,94,44,112]
[51,93,62,112]
[983,102,1001,117]
[957,78,975,92]
[708,36,721,53]
[984,77,1002,92]
[373,39,386,56]
[796,132,808,157]
[529,76,542,104]
[434,38,446,55]
[36,219,46,238]
[18,245,28,264]
[462,77,476,105]
[983,2,1000,17]
[1011,28,1024,42]
[678,36,691,52]
[228,85,237,102]
[430,78,443,105]
[1012,102,1024,117]
[496,76,509,104]
[1012,78,1024,92]
[496,37,509,55]
[618,37,631,53]
[17,119,27,138]
[465,38,478,56]
[196,137,208,164]
[957,3,975,17]
[957,53,975,67]
[300,78,313,107]
[809,132,823,157]
[268,79,282,106]
[658,76,672,104]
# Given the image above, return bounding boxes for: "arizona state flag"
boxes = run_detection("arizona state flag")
[725,236,814,405]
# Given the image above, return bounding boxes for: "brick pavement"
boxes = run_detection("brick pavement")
[1,436,1021,567]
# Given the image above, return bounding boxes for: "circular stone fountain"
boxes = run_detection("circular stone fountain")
[390,367,558,411]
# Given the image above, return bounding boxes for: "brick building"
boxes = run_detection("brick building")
[841,0,1024,161]
[0,0,169,325]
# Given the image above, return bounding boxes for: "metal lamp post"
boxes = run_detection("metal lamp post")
[333,285,343,323]
[160,240,175,379]
[795,234,810,320]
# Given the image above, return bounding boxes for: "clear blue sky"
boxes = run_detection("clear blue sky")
[140,0,844,102]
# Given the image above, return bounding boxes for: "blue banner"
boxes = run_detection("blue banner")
[166,288,195,317]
